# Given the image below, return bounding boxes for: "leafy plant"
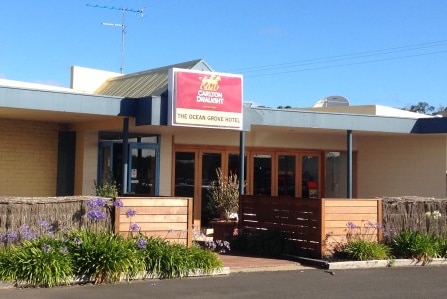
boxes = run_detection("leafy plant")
[187,244,223,274]
[140,236,222,279]
[390,230,440,264]
[4,237,73,287]
[67,230,145,283]
[343,239,391,261]
[331,221,390,261]
[434,236,447,258]
[207,168,239,220]
[0,247,18,283]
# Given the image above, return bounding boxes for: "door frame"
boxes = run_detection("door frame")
[128,142,160,195]
[98,140,160,196]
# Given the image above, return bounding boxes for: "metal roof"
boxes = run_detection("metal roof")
[94,59,213,98]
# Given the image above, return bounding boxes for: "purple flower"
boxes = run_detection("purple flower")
[37,220,51,229]
[87,209,106,222]
[59,246,69,254]
[346,222,358,230]
[113,199,124,207]
[130,223,140,232]
[136,238,147,249]
[87,198,107,208]
[19,224,37,240]
[125,208,137,218]
[2,232,18,242]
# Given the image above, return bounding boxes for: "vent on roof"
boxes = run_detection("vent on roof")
[313,96,349,107]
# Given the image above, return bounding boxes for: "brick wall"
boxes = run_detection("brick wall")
[0,119,59,196]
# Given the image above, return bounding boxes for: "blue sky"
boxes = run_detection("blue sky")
[1,1,447,109]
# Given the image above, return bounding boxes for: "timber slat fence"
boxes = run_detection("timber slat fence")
[239,195,381,258]
[2,195,446,254]
[115,197,193,246]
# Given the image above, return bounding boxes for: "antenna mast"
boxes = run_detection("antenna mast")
[87,4,144,74]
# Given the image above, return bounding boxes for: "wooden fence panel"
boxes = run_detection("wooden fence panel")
[239,195,323,258]
[115,197,193,246]
[239,196,380,258]
[322,199,381,256]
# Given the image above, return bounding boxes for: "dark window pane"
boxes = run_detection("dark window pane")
[253,154,271,195]
[278,155,295,196]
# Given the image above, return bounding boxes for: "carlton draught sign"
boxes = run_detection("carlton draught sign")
[168,68,243,130]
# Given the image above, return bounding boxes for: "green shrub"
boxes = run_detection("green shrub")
[140,237,222,279]
[342,239,391,261]
[187,244,223,274]
[159,243,192,279]
[67,230,145,283]
[391,230,440,264]
[434,237,447,258]
[1,237,73,287]
[0,247,18,283]
[141,236,169,276]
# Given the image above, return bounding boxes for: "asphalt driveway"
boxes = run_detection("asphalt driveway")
[1,267,447,299]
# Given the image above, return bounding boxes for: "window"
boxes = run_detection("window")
[325,151,348,198]
[278,155,295,196]
[253,154,272,195]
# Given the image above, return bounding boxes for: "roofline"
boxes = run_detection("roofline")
[243,105,429,134]
[2,85,446,134]
[0,85,124,116]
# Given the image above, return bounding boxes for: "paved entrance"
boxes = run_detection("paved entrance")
[218,253,309,272]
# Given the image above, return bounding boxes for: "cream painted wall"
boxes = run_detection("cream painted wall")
[159,134,173,195]
[70,66,122,93]
[74,129,98,195]
[245,130,348,150]
[356,135,446,198]
[172,127,349,150]
[173,128,241,146]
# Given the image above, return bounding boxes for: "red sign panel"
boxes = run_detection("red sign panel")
[169,69,243,130]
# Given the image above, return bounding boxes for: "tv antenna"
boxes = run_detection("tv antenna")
[87,4,145,74]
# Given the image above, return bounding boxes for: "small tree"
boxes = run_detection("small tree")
[207,168,239,221]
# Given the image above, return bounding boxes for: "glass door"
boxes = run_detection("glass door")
[174,152,196,198]
[278,155,296,197]
[201,153,222,227]
[128,144,158,196]
[253,154,272,195]
[98,136,159,196]
[98,142,123,193]
[301,154,320,198]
